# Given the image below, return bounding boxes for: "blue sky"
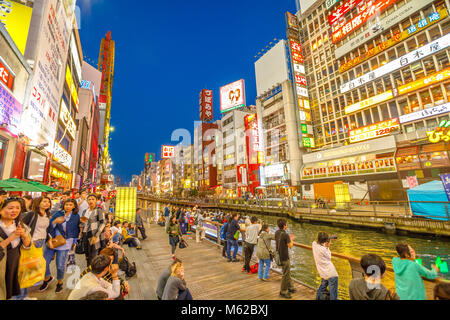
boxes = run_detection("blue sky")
[77,0,296,184]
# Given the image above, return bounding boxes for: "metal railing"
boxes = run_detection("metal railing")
[138,193,450,221]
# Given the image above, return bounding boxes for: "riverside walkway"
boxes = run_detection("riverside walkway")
[28,222,316,300]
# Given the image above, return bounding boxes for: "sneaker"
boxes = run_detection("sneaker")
[136,247,142,250]
[39,277,54,292]
[227,259,232,262]
[55,283,63,294]
[279,292,292,299]
[222,255,227,259]
[232,259,239,262]
[288,288,297,293]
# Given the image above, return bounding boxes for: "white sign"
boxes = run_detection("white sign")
[294,63,305,74]
[220,79,246,113]
[303,136,396,163]
[325,0,339,9]
[399,102,450,124]
[53,142,72,169]
[406,176,419,189]
[70,34,82,82]
[296,86,308,97]
[264,163,285,178]
[19,0,76,153]
[334,0,435,59]
[59,100,77,139]
[341,33,450,93]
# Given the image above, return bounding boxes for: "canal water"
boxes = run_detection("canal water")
[150,202,449,299]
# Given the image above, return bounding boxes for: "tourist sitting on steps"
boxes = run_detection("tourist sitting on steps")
[156,258,182,300]
[161,260,193,300]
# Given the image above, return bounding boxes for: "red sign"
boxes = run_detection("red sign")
[199,89,213,121]
[328,0,364,25]
[332,0,398,43]
[292,52,304,64]
[0,59,14,90]
[290,40,302,53]
[295,75,307,86]
[162,146,175,158]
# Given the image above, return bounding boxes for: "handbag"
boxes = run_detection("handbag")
[75,237,85,254]
[261,234,274,261]
[18,244,46,288]
[48,235,66,249]
[179,239,188,249]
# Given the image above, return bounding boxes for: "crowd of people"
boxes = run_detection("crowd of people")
[0,189,147,300]
[157,203,449,300]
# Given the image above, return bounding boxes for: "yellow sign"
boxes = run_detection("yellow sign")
[345,67,450,114]
[50,167,72,183]
[427,120,450,143]
[350,118,399,143]
[115,187,137,222]
[184,179,191,189]
[65,65,79,110]
[0,1,32,55]
[345,90,393,114]
[398,68,450,95]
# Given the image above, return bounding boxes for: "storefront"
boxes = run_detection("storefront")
[259,162,294,197]
[396,141,450,196]
[301,136,403,201]
[49,166,72,191]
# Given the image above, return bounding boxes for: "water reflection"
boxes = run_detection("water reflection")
[257,214,450,300]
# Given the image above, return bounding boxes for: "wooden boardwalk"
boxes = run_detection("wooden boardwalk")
[28,222,316,300]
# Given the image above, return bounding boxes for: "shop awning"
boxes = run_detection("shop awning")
[0,179,61,192]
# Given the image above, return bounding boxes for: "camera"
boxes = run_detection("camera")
[329,235,338,240]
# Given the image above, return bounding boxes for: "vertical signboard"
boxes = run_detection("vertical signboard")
[162,146,175,159]
[199,89,213,121]
[0,82,22,135]
[19,0,76,153]
[440,174,450,201]
[285,11,314,149]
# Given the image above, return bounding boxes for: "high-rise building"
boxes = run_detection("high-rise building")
[296,0,450,201]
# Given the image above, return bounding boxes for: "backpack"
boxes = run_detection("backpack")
[119,256,137,278]
[220,223,228,240]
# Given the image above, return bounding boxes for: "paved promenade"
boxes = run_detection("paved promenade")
[29,222,316,300]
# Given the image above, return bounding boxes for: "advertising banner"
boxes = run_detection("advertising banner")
[407,176,419,189]
[162,145,175,158]
[341,33,450,93]
[220,79,246,113]
[328,0,364,25]
[339,9,447,72]
[335,0,435,58]
[440,174,450,201]
[199,89,213,121]
[400,102,450,124]
[0,57,14,90]
[59,99,76,139]
[53,142,72,169]
[0,82,22,135]
[19,0,76,154]
[332,0,398,43]
[0,1,32,55]
[349,118,399,143]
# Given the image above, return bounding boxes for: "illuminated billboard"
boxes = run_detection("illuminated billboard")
[349,118,399,143]
[162,145,175,158]
[220,79,246,113]
[0,1,32,55]
[199,89,213,121]
[332,0,398,43]
[328,0,363,25]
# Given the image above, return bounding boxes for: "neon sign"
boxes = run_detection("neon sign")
[427,120,450,143]
[329,0,364,25]
[349,118,399,143]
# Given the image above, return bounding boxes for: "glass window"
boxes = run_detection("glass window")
[422,57,436,75]
[398,98,410,115]
[360,87,368,100]
[396,43,406,57]
[380,104,390,120]
[416,33,428,47]
[392,70,402,87]
[408,93,420,111]
[445,82,450,101]
[388,49,396,62]
[407,39,417,51]
[431,86,444,104]
[404,124,415,133]
[372,107,380,123]
[436,50,450,70]
[419,89,432,107]
[365,109,372,125]
[375,79,384,94]
[389,101,399,118]
[415,121,425,131]
[428,26,441,41]
[349,115,357,130]
[411,12,421,25]
[426,118,437,129]
[357,112,364,126]
[402,67,413,83]
[411,61,425,79]
[383,75,393,91]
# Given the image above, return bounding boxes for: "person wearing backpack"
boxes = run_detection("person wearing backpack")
[243,217,261,273]
[256,224,275,281]
[220,216,230,258]
[226,213,244,262]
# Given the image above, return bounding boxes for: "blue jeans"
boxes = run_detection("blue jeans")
[12,239,46,300]
[316,277,339,300]
[226,239,238,260]
[177,288,193,300]
[258,258,271,280]
[43,245,69,281]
